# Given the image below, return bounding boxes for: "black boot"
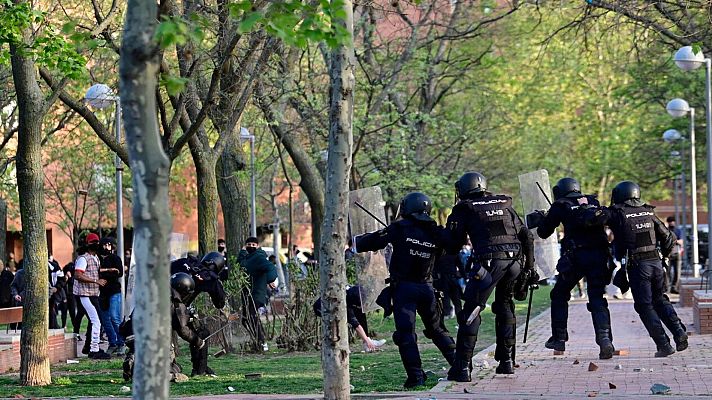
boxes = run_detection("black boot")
[496,360,514,374]
[447,357,471,382]
[655,342,676,358]
[545,336,565,351]
[403,370,427,388]
[590,304,614,360]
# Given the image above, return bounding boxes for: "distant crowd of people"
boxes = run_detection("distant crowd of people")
[0,235,132,360]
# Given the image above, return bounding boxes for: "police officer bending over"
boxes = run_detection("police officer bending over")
[354,192,456,388]
[444,172,535,382]
[532,177,615,359]
[121,273,211,381]
[589,181,687,357]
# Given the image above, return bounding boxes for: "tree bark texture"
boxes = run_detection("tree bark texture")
[189,136,219,255]
[119,1,172,398]
[0,198,7,267]
[10,14,51,386]
[216,136,250,260]
[319,2,355,398]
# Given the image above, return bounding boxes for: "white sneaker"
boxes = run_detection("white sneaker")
[262,343,269,352]
[364,339,386,352]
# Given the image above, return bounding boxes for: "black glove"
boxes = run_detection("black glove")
[526,210,547,229]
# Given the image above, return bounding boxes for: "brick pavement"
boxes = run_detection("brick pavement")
[57,297,712,400]
[432,297,712,398]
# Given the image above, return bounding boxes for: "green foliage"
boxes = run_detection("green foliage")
[228,0,352,48]
[0,1,85,79]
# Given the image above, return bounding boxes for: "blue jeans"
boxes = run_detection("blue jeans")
[99,293,124,347]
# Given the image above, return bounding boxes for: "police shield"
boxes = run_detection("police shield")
[518,170,558,279]
[348,186,389,312]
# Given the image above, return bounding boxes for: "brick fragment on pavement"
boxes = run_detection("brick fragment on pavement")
[553,350,565,355]
[572,359,579,364]
[608,382,617,389]
[587,362,598,371]
[433,300,712,397]
[613,349,629,356]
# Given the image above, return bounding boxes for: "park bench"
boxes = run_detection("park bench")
[0,307,22,333]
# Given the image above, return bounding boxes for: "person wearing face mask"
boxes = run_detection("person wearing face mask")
[237,237,277,351]
[98,237,125,355]
[218,239,227,256]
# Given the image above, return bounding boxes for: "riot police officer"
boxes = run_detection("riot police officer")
[590,181,687,357]
[444,172,535,382]
[355,192,456,388]
[121,272,209,381]
[533,177,615,359]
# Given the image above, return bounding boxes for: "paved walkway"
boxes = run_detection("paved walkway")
[431,297,712,398]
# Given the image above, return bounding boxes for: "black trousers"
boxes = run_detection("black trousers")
[71,294,86,334]
[434,273,463,318]
[241,289,266,344]
[456,258,520,363]
[392,281,456,380]
[628,259,686,347]
[550,248,612,345]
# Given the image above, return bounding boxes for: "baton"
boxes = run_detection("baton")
[535,182,553,206]
[523,284,538,343]
[202,313,240,342]
[354,201,387,227]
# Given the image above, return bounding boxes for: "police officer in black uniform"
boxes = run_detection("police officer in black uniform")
[355,192,456,388]
[533,177,615,359]
[121,272,209,381]
[590,181,687,357]
[170,251,228,309]
[444,172,535,382]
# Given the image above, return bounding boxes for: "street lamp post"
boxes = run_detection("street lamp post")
[240,127,257,238]
[85,83,125,315]
[674,46,712,276]
[666,99,701,277]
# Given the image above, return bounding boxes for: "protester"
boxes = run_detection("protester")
[98,237,125,355]
[238,237,277,352]
[73,233,110,359]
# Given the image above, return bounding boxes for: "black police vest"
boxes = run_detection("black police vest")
[612,204,657,255]
[557,196,608,248]
[464,195,519,253]
[389,219,440,283]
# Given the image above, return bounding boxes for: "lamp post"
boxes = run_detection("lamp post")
[85,83,125,314]
[666,99,701,277]
[240,127,256,237]
[664,131,689,278]
[674,46,712,274]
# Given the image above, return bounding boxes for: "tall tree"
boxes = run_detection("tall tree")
[9,0,51,385]
[119,0,172,397]
[320,0,354,397]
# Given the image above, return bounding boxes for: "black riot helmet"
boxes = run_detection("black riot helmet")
[455,172,487,199]
[201,251,226,272]
[170,272,195,300]
[399,192,433,222]
[611,181,641,204]
[553,177,581,200]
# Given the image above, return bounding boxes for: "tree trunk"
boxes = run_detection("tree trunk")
[119,1,172,398]
[0,198,7,267]
[216,136,250,258]
[255,86,325,254]
[10,14,51,386]
[190,137,219,255]
[320,2,355,398]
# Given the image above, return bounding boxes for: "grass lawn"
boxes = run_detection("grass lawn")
[0,285,552,397]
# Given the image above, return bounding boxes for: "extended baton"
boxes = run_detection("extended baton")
[523,284,538,343]
[535,182,553,206]
[354,201,387,227]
